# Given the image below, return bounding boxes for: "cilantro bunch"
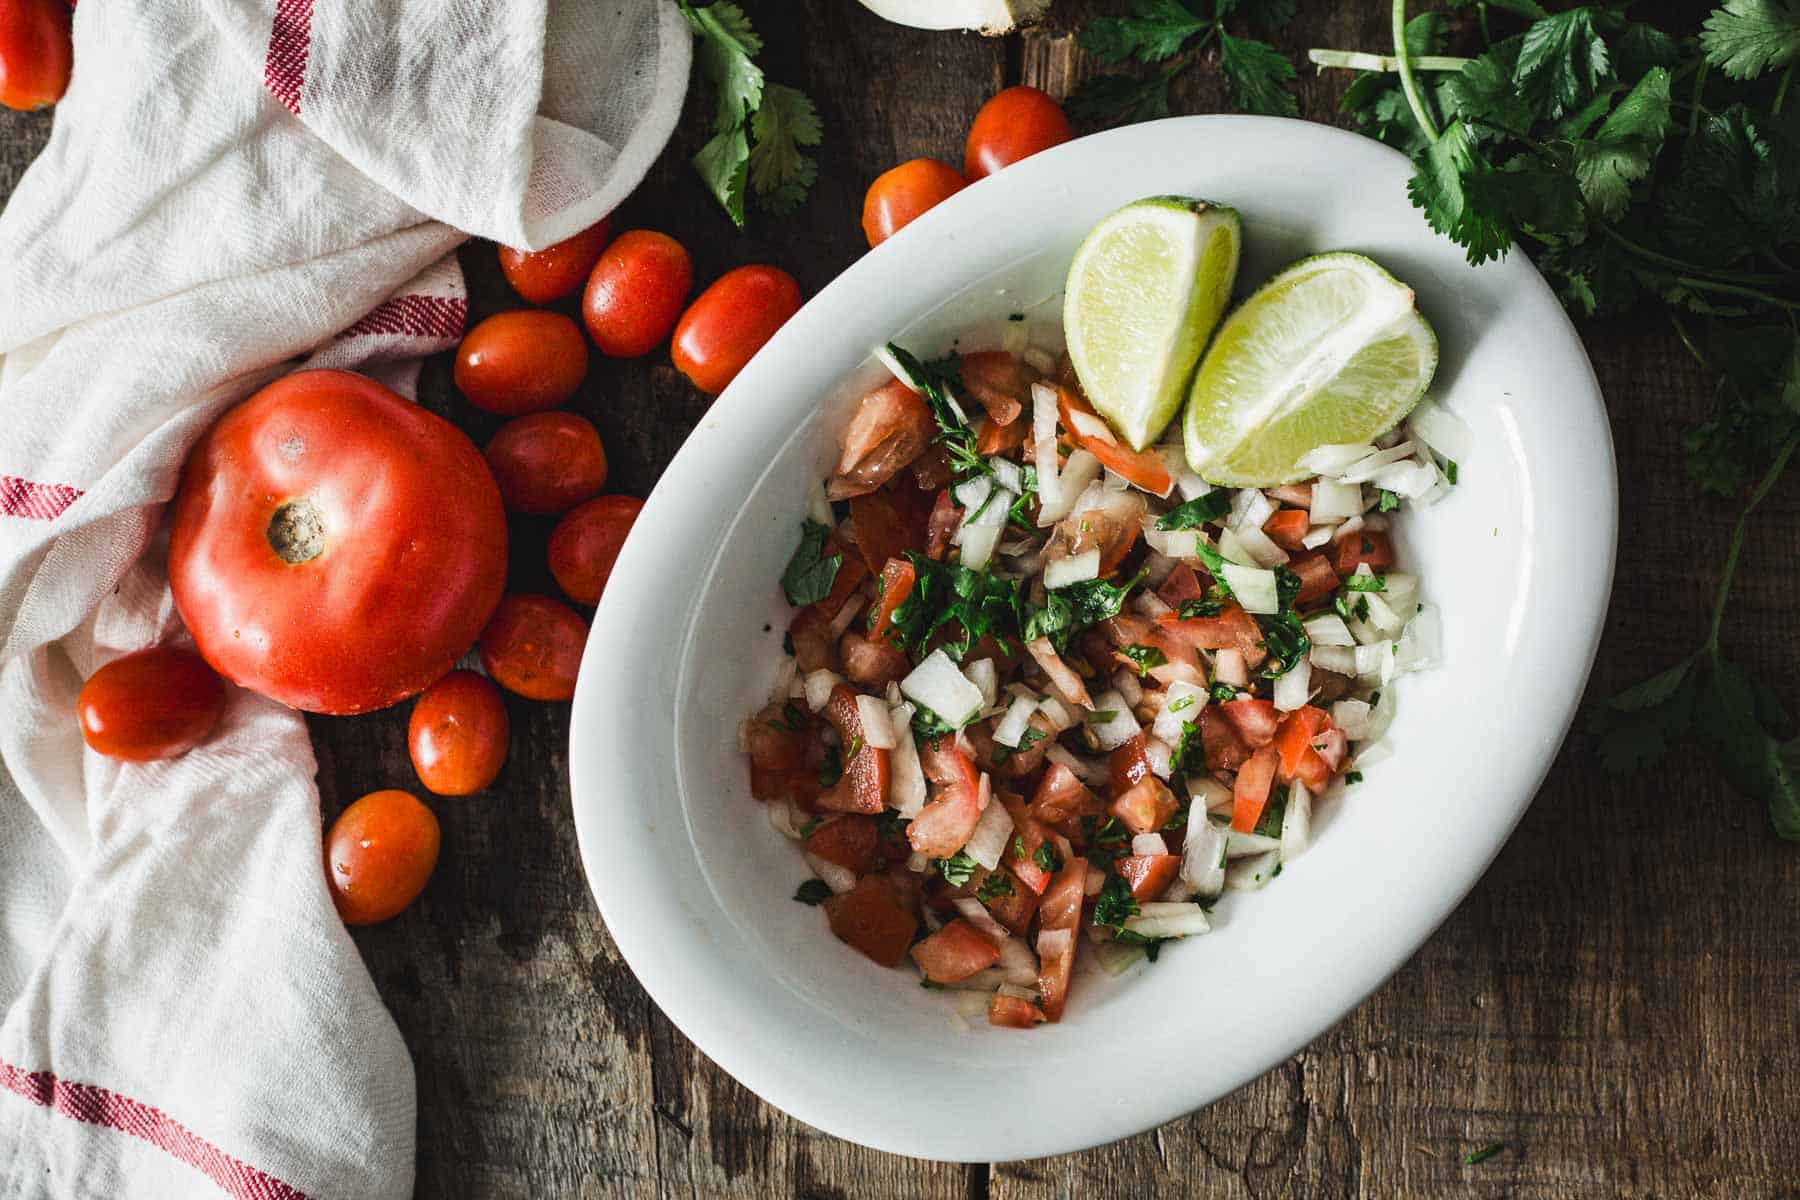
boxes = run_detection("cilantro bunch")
[679,2,822,226]
[1308,1,1800,838]
[1070,0,1302,125]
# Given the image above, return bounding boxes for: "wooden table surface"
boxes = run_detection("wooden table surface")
[7,3,1800,1197]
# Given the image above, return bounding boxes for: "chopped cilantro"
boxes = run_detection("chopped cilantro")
[1113,928,1166,960]
[1346,770,1364,785]
[1092,872,1140,931]
[1026,569,1148,650]
[1016,727,1047,751]
[911,705,957,739]
[883,344,989,481]
[935,851,980,887]
[887,552,1027,661]
[1462,1143,1506,1166]
[1032,842,1060,873]
[1169,693,1196,713]
[1210,683,1238,703]
[1170,720,1203,777]
[1378,488,1401,512]
[1156,491,1232,530]
[793,879,832,905]
[1179,597,1226,619]
[1445,459,1459,485]
[976,872,1015,902]
[1122,644,1168,675]
[1087,710,1121,725]
[780,519,842,607]
[1273,564,1303,612]
[797,816,821,838]
[1342,573,1387,593]
[1256,612,1311,677]
[1253,785,1288,838]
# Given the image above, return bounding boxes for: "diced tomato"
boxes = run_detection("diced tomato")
[1220,698,1280,748]
[1156,563,1204,608]
[1313,727,1347,772]
[827,381,936,500]
[789,607,837,673]
[925,490,959,560]
[744,702,808,771]
[867,557,916,645]
[912,443,955,491]
[818,684,888,814]
[1272,706,1330,782]
[974,415,1028,457]
[1114,853,1182,902]
[988,993,1047,1028]
[981,867,1043,933]
[911,918,1003,983]
[1035,856,1088,1022]
[1267,483,1314,507]
[958,351,1034,427]
[808,540,869,622]
[907,737,983,857]
[1198,705,1250,772]
[804,814,884,874]
[1294,750,1332,793]
[1263,508,1310,551]
[1054,386,1172,494]
[848,481,933,574]
[1047,489,1146,575]
[1158,601,1264,664]
[1290,552,1340,607]
[1108,733,1152,797]
[1028,761,1101,838]
[840,631,910,686]
[995,793,1051,893]
[1229,742,1279,833]
[1110,776,1177,835]
[823,877,918,967]
[1331,528,1396,577]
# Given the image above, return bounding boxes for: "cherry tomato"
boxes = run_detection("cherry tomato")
[169,370,507,715]
[482,411,607,516]
[671,265,802,396]
[861,159,964,248]
[547,495,643,606]
[582,230,693,357]
[0,0,72,112]
[408,670,510,795]
[453,310,588,416]
[497,217,612,304]
[479,594,589,701]
[325,790,440,926]
[76,647,226,761]
[964,86,1073,181]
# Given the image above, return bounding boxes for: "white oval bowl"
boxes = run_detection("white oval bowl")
[570,115,1615,1162]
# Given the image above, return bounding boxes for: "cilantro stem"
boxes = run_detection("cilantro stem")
[1775,64,1793,117]
[1706,433,1799,652]
[1674,277,1800,313]
[1689,60,1708,139]
[1596,225,1795,288]
[1391,0,1440,144]
[1306,50,1470,74]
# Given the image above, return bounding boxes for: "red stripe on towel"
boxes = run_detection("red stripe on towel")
[0,475,81,521]
[336,293,468,344]
[263,0,314,115]
[0,1061,313,1200]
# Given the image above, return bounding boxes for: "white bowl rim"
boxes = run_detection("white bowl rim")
[570,114,1617,1162]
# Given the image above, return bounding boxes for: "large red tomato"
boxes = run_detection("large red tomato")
[168,369,508,715]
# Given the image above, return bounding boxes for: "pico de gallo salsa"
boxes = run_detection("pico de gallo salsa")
[740,325,1443,1029]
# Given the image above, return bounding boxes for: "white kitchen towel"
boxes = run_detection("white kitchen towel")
[0,0,690,1196]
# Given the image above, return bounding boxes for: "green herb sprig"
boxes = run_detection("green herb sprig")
[1071,0,1302,126]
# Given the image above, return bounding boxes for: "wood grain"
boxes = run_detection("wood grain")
[4,1,1798,1196]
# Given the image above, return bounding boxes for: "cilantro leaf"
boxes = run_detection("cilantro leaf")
[884,344,989,480]
[1702,0,1800,81]
[1123,644,1168,675]
[1590,657,1697,773]
[1157,491,1232,529]
[1256,611,1311,677]
[1409,120,1515,265]
[780,519,842,607]
[1079,0,1208,64]
[1571,67,1671,220]
[1657,106,1800,266]
[1513,8,1611,120]
[1092,872,1140,931]
[1694,654,1800,837]
[693,127,749,228]
[683,1,763,131]
[749,83,822,215]
[1067,70,1177,127]
[976,872,1015,902]
[1219,33,1299,118]
[887,552,1029,661]
[936,851,981,887]
[1026,570,1147,650]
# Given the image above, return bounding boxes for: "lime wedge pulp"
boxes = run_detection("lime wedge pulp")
[1183,252,1438,486]
[1063,197,1242,451]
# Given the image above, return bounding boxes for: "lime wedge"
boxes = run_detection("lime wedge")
[1064,197,1241,451]
[1183,253,1437,486]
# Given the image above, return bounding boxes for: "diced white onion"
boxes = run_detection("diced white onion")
[856,695,898,749]
[1303,613,1355,646]
[1224,848,1281,891]
[1231,523,1290,567]
[804,669,843,713]
[1300,524,1335,549]
[1152,680,1206,743]
[888,702,928,817]
[901,650,984,727]
[767,798,804,840]
[1370,458,1439,500]
[1354,739,1394,770]
[1395,603,1441,675]
[1036,450,1102,526]
[1085,689,1141,750]
[1134,589,1174,620]
[996,982,1039,1003]
[1103,468,1130,492]
[1213,649,1248,687]
[1361,592,1407,639]
[1353,642,1392,678]
[992,695,1038,748]
[1044,548,1101,589]
[1031,383,1063,514]
[1310,478,1363,524]
[1297,443,1376,475]
[1037,695,1077,733]
[1182,814,1227,896]
[953,897,1011,944]
[1406,398,1473,462]
[1022,346,1055,373]
[803,851,857,895]
[1001,319,1031,354]
[989,457,1024,493]
[1123,904,1211,939]
[1045,742,1110,786]
[1036,927,1074,959]
[1113,669,1143,708]
[997,937,1038,981]
[1221,562,1279,614]
[1364,685,1398,744]
[1027,637,1090,708]
[953,475,992,515]
[1093,939,1147,975]
[957,523,1002,571]
[1226,829,1280,858]
[1272,658,1312,711]
[1337,442,1419,482]
[1066,408,1116,445]
[1191,776,1234,812]
[963,658,998,710]
[1176,472,1211,501]
[1143,735,1174,779]
[1131,832,1167,857]
[1228,487,1275,531]
[1383,572,1421,617]
[807,477,834,527]
[1143,517,1202,559]
[1309,644,1357,675]
[1215,526,1254,566]
[1280,781,1312,861]
[874,343,920,390]
[961,783,1013,868]
[1330,698,1373,740]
